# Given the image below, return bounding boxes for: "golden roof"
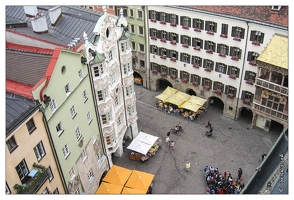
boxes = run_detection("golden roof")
[257,35,288,69]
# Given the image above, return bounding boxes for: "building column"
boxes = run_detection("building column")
[251,113,257,128]
[281,74,285,86]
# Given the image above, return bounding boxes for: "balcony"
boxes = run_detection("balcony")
[252,104,288,122]
[256,78,288,96]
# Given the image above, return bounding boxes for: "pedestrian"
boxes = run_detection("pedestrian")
[185,162,190,171]
[206,120,212,128]
[177,122,183,132]
[167,131,170,137]
[165,136,170,146]
[262,153,267,161]
[238,168,243,179]
[170,141,175,149]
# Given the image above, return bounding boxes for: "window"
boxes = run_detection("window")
[160,12,167,22]
[101,112,112,124]
[75,187,81,194]
[121,42,128,53]
[53,188,59,194]
[15,159,29,182]
[213,81,224,92]
[231,26,245,39]
[88,168,95,183]
[158,30,168,40]
[41,187,50,194]
[202,78,212,88]
[46,166,54,181]
[180,71,190,81]
[205,21,217,32]
[191,74,201,84]
[191,56,202,67]
[159,47,167,56]
[49,99,57,113]
[225,85,237,97]
[227,66,240,78]
[75,127,82,141]
[150,45,158,54]
[87,111,92,124]
[70,105,77,118]
[123,63,131,75]
[180,53,190,63]
[230,46,242,59]
[169,68,178,77]
[114,95,119,107]
[82,90,88,102]
[97,88,108,101]
[140,60,145,68]
[34,141,45,161]
[180,16,191,27]
[149,10,157,20]
[127,105,135,116]
[139,44,144,52]
[203,59,214,71]
[250,30,265,44]
[78,69,83,80]
[170,50,178,60]
[138,26,144,36]
[217,44,229,55]
[25,118,36,134]
[204,41,216,52]
[130,24,135,33]
[130,9,134,17]
[56,121,64,136]
[111,70,117,84]
[138,10,143,19]
[109,50,113,61]
[93,64,104,77]
[150,28,157,37]
[117,114,122,126]
[241,90,254,102]
[65,83,71,96]
[244,71,256,82]
[69,167,76,179]
[221,23,228,35]
[169,14,178,24]
[169,32,179,42]
[215,62,227,74]
[6,136,17,153]
[181,35,191,46]
[108,6,114,9]
[131,41,136,50]
[126,85,133,97]
[81,149,87,162]
[192,38,203,48]
[192,18,204,30]
[247,51,259,64]
[63,144,70,159]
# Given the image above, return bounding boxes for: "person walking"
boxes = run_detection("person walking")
[167,131,170,137]
[170,141,175,149]
[238,168,243,179]
[206,120,212,128]
[165,136,170,146]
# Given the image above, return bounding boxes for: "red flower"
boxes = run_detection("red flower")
[151,69,158,74]
[194,46,201,51]
[243,99,251,105]
[170,57,177,62]
[229,74,236,79]
[249,61,257,66]
[160,38,166,43]
[160,55,167,59]
[227,93,234,98]
[203,86,210,90]
[160,21,166,25]
[194,28,201,32]
[170,23,177,27]
[170,40,177,45]
[206,49,213,54]
[150,19,157,22]
[218,53,226,57]
[252,41,260,46]
[246,80,254,85]
[204,68,212,72]
[193,64,200,69]
[213,90,222,95]
[220,34,228,38]
[192,82,199,86]
[170,75,176,79]
[181,78,188,83]
[150,36,157,40]
[206,31,214,35]
[182,44,189,48]
[182,26,189,30]
[231,56,239,61]
[233,37,241,41]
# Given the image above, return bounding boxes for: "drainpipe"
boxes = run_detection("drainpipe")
[144,6,151,90]
[234,21,249,121]
[38,104,68,193]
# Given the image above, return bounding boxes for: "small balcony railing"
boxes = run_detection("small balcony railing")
[256,78,288,96]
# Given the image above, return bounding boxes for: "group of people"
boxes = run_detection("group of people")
[204,166,245,194]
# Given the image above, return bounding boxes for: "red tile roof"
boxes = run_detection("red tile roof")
[6,79,33,99]
[6,42,54,54]
[185,6,288,28]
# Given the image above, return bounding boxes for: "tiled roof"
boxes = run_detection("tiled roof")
[6,92,39,137]
[6,43,53,86]
[6,5,103,46]
[257,34,288,69]
[173,6,288,29]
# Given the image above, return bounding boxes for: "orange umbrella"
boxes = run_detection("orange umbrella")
[124,170,155,192]
[102,165,132,186]
[121,187,146,194]
[96,182,123,194]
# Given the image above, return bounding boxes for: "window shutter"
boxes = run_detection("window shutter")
[202,78,206,86]
[238,49,242,59]
[180,16,184,26]
[180,53,183,62]
[187,54,190,63]
[213,22,217,32]
[192,38,196,47]
[236,68,240,77]
[241,91,245,99]
[222,24,228,34]
[150,45,153,53]
[188,18,191,27]
[225,45,229,55]
[157,30,161,38]
[192,18,196,28]
[166,32,170,41]
[240,28,245,39]
[188,36,191,45]
[166,13,170,23]
[225,85,229,94]
[149,10,152,19]
[231,27,236,37]
[224,65,227,73]
[180,35,184,44]
[156,11,160,21]
[205,21,209,31]
[212,42,216,52]
[229,46,234,56]
[166,49,170,58]
[244,71,249,80]
[250,94,254,102]
[250,31,255,41]
[204,41,208,50]
[175,15,179,24]
[233,88,237,96]
[260,33,265,43]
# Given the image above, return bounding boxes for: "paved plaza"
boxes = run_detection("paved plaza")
[113,85,280,194]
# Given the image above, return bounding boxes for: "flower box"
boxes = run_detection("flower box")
[160,21,166,25]
[151,36,157,40]
[218,53,226,57]
[170,23,177,27]
[194,28,201,32]
[233,37,241,41]
[193,64,200,69]
[160,55,167,59]
[160,72,167,77]
[170,75,176,80]
[194,46,201,51]
[213,90,222,95]
[252,41,260,46]
[204,68,212,72]
[206,49,213,54]
[229,74,236,79]
[150,19,157,23]
[170,40,177,45]
[206,31,214,35]
[151,69,158,74]
[246,80,254,85]
[203,86,210,91]
[220,34,228,38]
[231,56,239,61]
[182,44,189,48]
[227,93,234,99]
[170,57,177,62]
[192,82,199,86]
[243,99,251,105]
[182,26,189,30]
[181,78,188,83]
[160,38,166,43]
[249,61,257,66]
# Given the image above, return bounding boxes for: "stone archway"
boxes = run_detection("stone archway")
[207,96,224,114]
[186,88,196,96]
[133,71,143,86]
[238,107,253,126]
[156,78,172,92]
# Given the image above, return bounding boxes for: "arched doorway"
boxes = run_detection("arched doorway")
[269,120,284,134]
[207,96,224,114]
[186,88,196,96]
[238,107,253,125]
[133,71,143,86]
[157,78,172,91]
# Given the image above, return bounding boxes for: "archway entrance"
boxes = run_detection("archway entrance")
[238,107,253,125]
[208,96,224,114]
[269,120,284,134]
[186,88,196,96]
[133,71,143,86]
[157,78,172,92]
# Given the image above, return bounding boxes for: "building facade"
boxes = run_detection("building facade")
[83,7,139,160]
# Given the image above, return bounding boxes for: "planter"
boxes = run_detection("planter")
[170,58,177,62]
[151,70,158,74]
[170,40,177,45]
[160,55,167,59]
[193,64,200,69]
[220,34,228,38]
[213,90,222,95]
[252,41,260,46]
[206,31,214,35]
[249,61,257,66]
[233,37,241,41]
[182,44,189,48]
[182,26,189,30]
[160,38,166,43]
[243,99,251,105]
[231,56,239,61]
[170,75,176,80]
[192,82,199,87]
[150,19,157,23]
[194,28,201,32]
[203,86,210,91]
[194,46,201,51]
[227,93,234,99]
[246,80,254,85]
[204,68,212,72]
[160,72,167,77]
[218,53,226,57]
[181,78,188,83]
[170,23,177,27]
[151,36,157,40]
[206,49,213,54]
[160,21,166,25]
[229,74,236,79]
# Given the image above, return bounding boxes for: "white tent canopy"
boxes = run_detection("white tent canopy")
[127,131,159,155]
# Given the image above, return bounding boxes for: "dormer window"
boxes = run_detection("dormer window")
[272,6,281,11]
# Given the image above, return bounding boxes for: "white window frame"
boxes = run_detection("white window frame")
[131,41,136,50]
[65,83,71,96]
[101,112,112,125]
[78,69,83,80]
[93,64,104,78]
[139,43,144,53]
[138,10,143,19]
[114,95,119,107]
[109,50,113,62]
[130,24,135,34]
[69,166,76,179]
[46,167,54,181]
[130,9,134,17]
[56,121,64,136]
[127,105,135,116]
[75,127,82,141]
[82,90,88,102]
[138,26,144,36]
[97,88,108,101]
[63,144,70,159]
[126,85,133,97]
[87,111,92,124]
[49,99,57,113]
[70,105,77,118]
[123,63,131,75]
[34,141,45,161]
[81,149,87,162]
[88,168,94,183]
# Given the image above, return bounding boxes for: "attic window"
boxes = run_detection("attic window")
[272,6,281,11]
[106,28,110,38]
[61,66,66,74]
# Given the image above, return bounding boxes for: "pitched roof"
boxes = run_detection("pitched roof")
[257,34,288,69]
[6,5,103,46]
[6,92,39,137]
[173,6,288,29]
[6,42,53,86]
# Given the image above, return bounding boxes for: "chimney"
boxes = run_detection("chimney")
[48,6,62,26]
[23,6,38,18]
[31,14,48,34]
